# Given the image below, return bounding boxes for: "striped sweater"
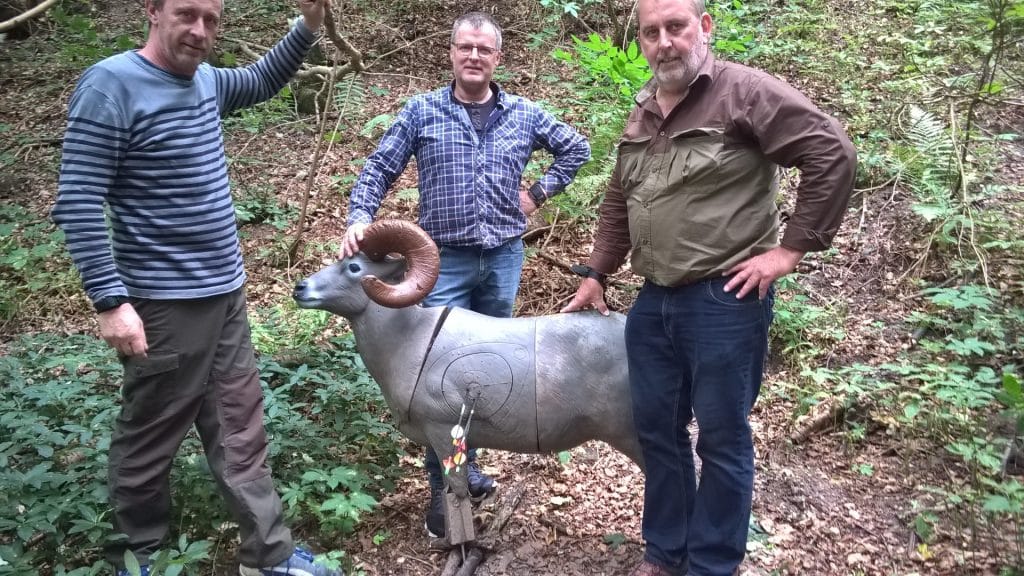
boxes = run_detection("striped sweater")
[53,23,315,304]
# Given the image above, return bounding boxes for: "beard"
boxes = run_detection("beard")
[652,36,709,92]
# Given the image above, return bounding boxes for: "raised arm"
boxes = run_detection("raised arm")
[214,0,329,114]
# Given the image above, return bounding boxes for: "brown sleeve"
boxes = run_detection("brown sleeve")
[737,73,858,252]
[588,155,632,275]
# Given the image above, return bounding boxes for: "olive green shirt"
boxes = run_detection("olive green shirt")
[589,54,857,286]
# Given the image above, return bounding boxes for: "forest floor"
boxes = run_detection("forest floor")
[1,0,1021,575]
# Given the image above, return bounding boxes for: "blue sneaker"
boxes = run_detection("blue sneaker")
[116,567,149,576]
[467,460,496,500]
[238,547,343,576]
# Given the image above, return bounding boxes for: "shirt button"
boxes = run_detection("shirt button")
[659,131,665,136]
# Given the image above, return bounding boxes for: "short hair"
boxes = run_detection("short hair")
[692,0,706,14]
[451,12,502,51]
[150,0,165,9]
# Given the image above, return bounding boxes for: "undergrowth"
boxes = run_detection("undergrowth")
[0,330,402,575]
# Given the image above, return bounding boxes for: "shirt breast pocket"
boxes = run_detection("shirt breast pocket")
[666,128,726,195]
[492,119,525,156]
[617,135,653,194]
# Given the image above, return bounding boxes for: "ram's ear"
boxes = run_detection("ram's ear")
[359,220,439,308]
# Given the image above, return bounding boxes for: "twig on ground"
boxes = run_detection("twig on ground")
[790,397,849,444]
[538,515,572,537]
[535,249,574,271]
[521,224,553,243]
[539,208,561,252]
[15,137,62,160]
[478,485,525,549]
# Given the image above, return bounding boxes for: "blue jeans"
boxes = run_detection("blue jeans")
[421,239,524,485]
[421,239,524,317]
[625,278,773,576]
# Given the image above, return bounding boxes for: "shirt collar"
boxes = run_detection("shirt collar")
[447,81,506,108]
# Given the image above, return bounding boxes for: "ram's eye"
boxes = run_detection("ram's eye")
[348,263,361,273]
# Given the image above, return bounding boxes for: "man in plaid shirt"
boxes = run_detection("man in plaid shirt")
[340,11,589,539]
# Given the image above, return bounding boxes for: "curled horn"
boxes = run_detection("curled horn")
[359,220,440,308]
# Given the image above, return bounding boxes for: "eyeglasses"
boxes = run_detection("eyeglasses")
[452,43,498,58]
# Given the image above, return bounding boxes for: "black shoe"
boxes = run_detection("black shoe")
[425,486,445,538]
[467,461,496,500]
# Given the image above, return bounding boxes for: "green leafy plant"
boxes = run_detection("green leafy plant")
[539,0,601,19]
[770,275,846,366]
[224,87,297,134]
[998,372,1024,433]
[707,0,764,59]
[145,535,212,576]
[234,184,297,232]
[360,114,395,138]
[552,34,650,106]
[0,321,403,573]
[0,203,79,325]
[50,5,137,66]
[280,467,378,535]
[549,35,650,219]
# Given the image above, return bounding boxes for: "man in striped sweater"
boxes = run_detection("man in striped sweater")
[52,0,342,575]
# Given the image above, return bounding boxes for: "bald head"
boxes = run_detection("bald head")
[639,0,705,17]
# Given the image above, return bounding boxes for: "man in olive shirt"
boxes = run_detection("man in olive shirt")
[562,0,856,575]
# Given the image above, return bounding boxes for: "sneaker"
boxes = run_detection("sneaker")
[467,461,496,500]
[425,485,446,538]
[238,547,343,576]
[116,567,150,576]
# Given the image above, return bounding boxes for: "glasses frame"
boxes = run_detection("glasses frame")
[451,43,499,58]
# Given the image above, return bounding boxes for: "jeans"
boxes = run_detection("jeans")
[625,278,773,576]
[421,238,524,483]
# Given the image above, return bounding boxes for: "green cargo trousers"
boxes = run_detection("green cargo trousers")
[105,288,293,569]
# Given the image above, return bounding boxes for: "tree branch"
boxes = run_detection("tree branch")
[0,0,59,33]
[323,7,363,73]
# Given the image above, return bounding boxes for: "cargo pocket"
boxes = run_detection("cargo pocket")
[120,353,180,422]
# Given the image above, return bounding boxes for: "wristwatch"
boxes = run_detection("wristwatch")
[528,182,548,207]
[94,295,129,314]
[570,264,608,288]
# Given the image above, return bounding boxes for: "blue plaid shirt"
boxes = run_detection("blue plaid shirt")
[348,83,590,248]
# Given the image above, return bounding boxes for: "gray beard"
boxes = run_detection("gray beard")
[653,39,708,92]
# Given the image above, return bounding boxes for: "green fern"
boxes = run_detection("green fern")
[333,73,366,115]
[901,105,958,222]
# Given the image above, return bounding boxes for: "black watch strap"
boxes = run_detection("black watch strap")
[570,264,608,287]
[94,295,129,313]
[528,182,548,207]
